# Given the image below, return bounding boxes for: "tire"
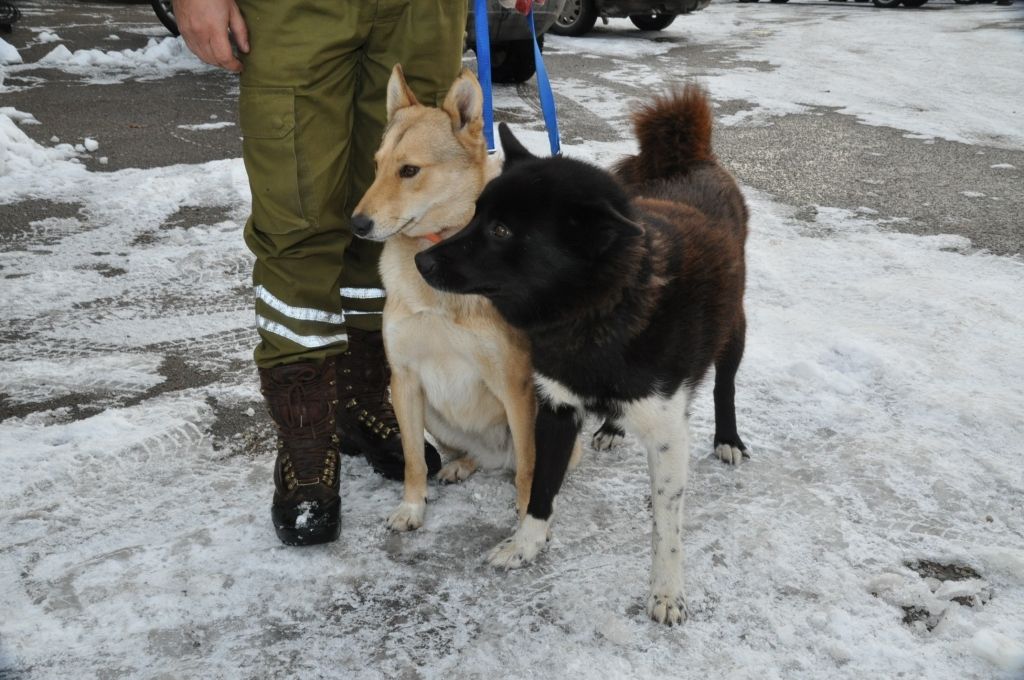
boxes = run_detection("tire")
[902,0,928,5]
[151,0,179,36]
[551,0,598,37]
[629,14,676,30]
[0,1,22,31]
[490,39,540,84]
[872,0,903,6]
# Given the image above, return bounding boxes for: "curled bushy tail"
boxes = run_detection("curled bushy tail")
[614,85,714,186]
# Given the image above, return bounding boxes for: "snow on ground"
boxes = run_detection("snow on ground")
[177,121,236,132]
[549,4,1024,149]
[2,3,1024,679]
[0,354,165,405]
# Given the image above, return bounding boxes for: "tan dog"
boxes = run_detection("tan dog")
[352,65,552,537]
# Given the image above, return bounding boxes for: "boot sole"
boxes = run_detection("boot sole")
[271,500,341,546]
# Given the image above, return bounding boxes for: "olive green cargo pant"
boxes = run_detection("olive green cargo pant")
[238,0,467,368]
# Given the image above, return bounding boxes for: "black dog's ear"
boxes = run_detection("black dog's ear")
[577,201,644,256]
[499,123,535,167]
[604,203,645,238]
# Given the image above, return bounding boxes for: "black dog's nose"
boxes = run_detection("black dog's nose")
[414,251,437,279]
[351,213,374,237]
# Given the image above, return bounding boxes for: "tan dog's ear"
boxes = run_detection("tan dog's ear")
[442,68,483,132]
[386,64,420,121]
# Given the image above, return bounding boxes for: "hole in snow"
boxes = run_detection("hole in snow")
[905,559,981,582]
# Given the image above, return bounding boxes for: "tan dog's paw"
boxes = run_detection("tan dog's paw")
[647,590,688,626]
[385,501,425,532]
[486,516,550,569]
[437,457,477,484]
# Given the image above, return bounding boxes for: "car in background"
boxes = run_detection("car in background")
[551,0,711,36]
[739,0,1012,7]
[468,0,567,83]
[1,0,21,33]
[151,0,566,84]
[743,0,922,6]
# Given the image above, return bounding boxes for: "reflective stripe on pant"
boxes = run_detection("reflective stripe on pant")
[237,0,467,367]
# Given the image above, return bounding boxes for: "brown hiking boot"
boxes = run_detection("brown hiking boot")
[336,327,441,481]
[260,358,341,546]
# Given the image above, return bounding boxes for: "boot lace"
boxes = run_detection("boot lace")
[265,363,339,488]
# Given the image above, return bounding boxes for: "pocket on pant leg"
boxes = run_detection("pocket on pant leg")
[240,86,314,235]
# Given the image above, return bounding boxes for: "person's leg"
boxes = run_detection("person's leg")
[237,0,466,542]
[332,0,468,478]
[240,0,371,367]
[238,0,373,545]
[341,0,468,327]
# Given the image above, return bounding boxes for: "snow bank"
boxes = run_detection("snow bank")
[39,37,187,68]
[0,36,22,65]
[0,107,39,126]
[31,37,214,83]
[0,110,81,178]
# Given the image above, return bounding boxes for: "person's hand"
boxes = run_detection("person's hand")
[173,0,249,73]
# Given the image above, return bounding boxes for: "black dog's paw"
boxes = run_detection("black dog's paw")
[713,437,748,466]
[592,420,626,451]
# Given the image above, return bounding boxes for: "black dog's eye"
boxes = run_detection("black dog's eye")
[491,223,512,239]
[399,165,420,179]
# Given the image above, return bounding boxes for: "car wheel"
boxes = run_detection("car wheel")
[872,0,903,6]
[901,0,928,5]
[150,0,179,36]
[551,0,598,37]
[490,39,540,84]
[629,14,676,30]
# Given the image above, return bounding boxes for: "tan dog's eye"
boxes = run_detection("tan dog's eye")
[491,223,512,239]
[399,165,420,179]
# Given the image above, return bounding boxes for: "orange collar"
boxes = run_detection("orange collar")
[421,233,443,244]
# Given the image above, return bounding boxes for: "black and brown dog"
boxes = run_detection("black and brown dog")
[415,86,749,625]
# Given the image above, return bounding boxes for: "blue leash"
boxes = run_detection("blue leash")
[474,0,495,151]
[474,0,561,156]
[528,7,561,156]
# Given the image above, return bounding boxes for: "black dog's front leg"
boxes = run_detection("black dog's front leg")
[528,401,583,519]
[487,399,582,568]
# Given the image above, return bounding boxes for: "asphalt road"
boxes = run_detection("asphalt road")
[3,0,1022,255]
